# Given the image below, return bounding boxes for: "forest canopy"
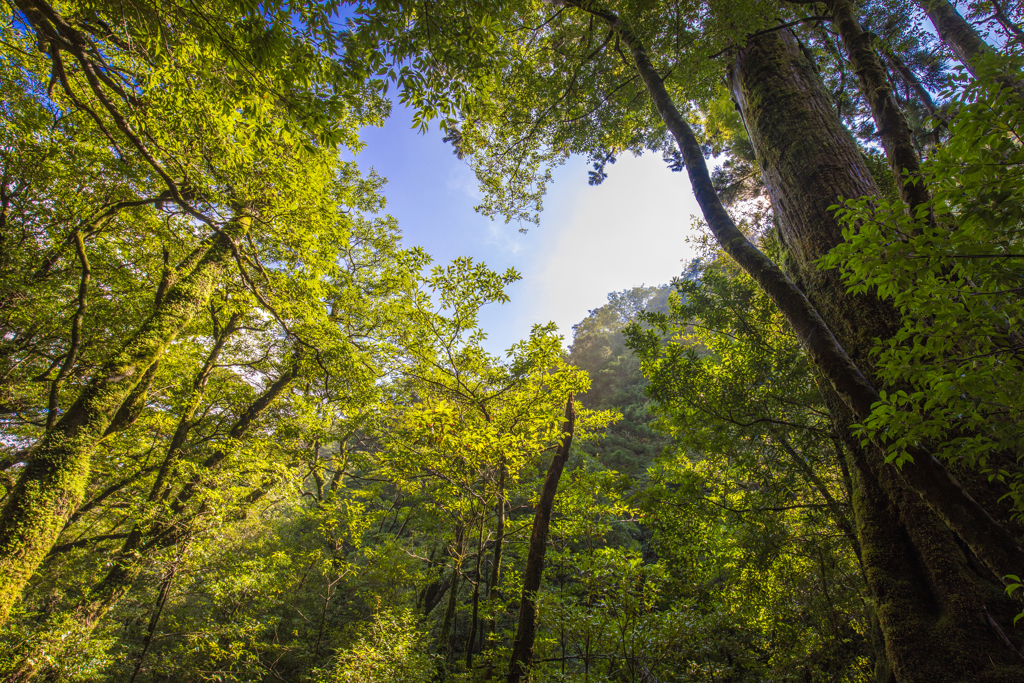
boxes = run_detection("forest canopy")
[1,0,1024,681]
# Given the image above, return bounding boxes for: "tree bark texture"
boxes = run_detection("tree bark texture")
[3,355,299,682]
[827,0,932,213]
[818,378,1024,681]
[915,0,990,76]
[0,217,251,624]
[566,0,889,426]
[730,29,1024,680]
[727,28,1024,590]
[507,396,575,683]
[726,28,897,371]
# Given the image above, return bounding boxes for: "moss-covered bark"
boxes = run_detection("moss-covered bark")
[915,0,990,76]
[4,358,299,681]
[0,217,251,624]
[730,30,1024,680]
[726,29,898,370]
[565,0,1024,595]
[827,0,932,213]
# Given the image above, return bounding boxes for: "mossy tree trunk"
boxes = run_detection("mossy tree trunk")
[914,0,991,76]
[0,217,251,624]
[729,29,1024,680]
[564,3,1024,591]
[5,358,300,682]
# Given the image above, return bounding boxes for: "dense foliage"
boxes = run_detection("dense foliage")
[2,0,1024,681]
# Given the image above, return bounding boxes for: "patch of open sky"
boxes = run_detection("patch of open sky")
[346,102,701,356]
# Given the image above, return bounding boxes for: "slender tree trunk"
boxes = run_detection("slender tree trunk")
[46,231,89,430]
[730,29,1024,680]
[0,217,251,624]
[438,525,464,668]
[485,457,506,646]
[507,396,575,683]
[881,48,940,120]
[991,0,1024,41]
[914,0,991,76]
[149,312,240,503]
[128,565,177,683]
[770,430,860,557]
[466,516,484,668]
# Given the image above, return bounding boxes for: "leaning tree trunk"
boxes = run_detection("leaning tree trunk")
[4,358,299,683]
[728,29,1024,680]
[914,0,991,76]
[827,0,932,213]
[507,396,575,683]
[0,217,251,624]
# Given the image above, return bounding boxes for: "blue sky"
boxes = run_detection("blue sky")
[353,105,703,354]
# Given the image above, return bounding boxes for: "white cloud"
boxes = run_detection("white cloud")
[525,153,701,342]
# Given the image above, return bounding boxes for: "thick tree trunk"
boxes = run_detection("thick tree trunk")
[729,29,1024,680]
[0,217,251,624]
[507,396,575,683]
[563,4,1024,679]
[726,28,895,367]
[915,0,990,76]
[726,30,1024,590]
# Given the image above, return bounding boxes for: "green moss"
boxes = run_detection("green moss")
[0,219,251,624]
